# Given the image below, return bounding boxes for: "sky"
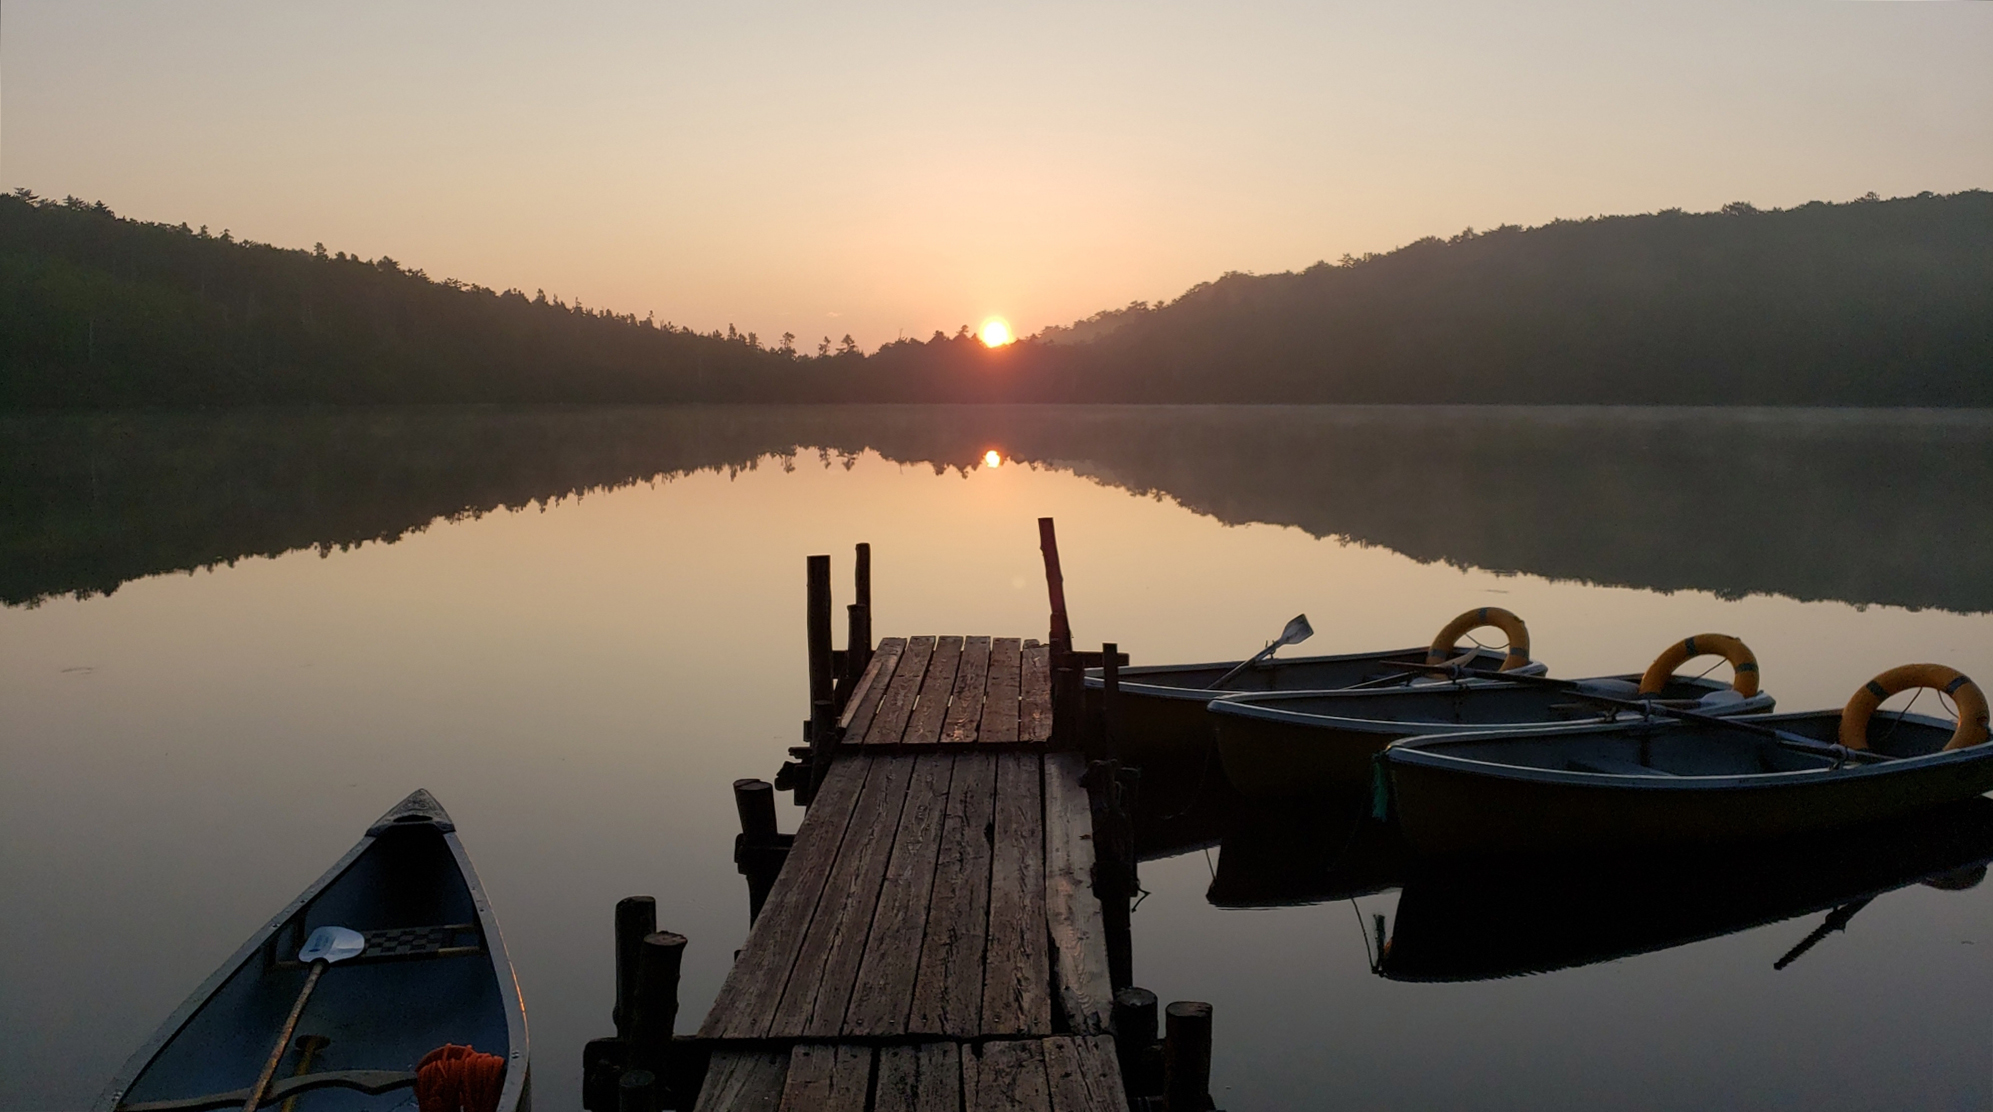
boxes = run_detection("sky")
[3,1,1990,350]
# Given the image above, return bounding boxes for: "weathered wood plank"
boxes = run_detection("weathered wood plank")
[966,1039,1051,1112]
[982,754,1051,1035]
[979,638,1023,745]
[1043,1036,1128,1112]
[772,755,920,1037]
[863,636,935,746]
[776,1044,870,1112]
[901,636,964,746]
[1020,640,1053,744]
[838,637,905,739]
[874,1043,961,1112]
[692,1049,788,1112]
[844,753,955,1035]
[700,759,875,1039]
[1044,752,1113,1036]
[908,753,998,1036]
[941,636,992,744]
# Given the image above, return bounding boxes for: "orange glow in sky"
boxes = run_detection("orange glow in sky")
[979,318,1013,347]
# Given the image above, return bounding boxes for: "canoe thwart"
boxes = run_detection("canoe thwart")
[274,922,482,968]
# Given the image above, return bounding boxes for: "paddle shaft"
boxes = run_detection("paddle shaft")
[242,960,326,1112]
[1208,643,1282,691]
[1462,667,1889,765]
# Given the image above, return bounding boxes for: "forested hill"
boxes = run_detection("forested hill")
[1023,191,1993,405]
[3,189,1990,407]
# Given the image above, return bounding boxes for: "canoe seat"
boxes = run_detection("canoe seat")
[117,1069,416,1112]
[1565,755,1677,778]
[277,922,482,968]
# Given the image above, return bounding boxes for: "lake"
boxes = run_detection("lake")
[4,404,1991,1111]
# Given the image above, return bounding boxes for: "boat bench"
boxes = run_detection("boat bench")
[1565,755,1677,778]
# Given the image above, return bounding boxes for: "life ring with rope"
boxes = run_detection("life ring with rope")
[1839,663,1989,752]
[1425,608,1532,673]
[1637,634,1761,699]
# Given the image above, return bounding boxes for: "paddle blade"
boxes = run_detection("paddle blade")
[1280,614,1314,647]
[299,926,366,964]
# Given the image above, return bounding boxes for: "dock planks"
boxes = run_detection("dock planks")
[697,636,1127,1112]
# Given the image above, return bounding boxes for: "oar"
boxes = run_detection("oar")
[1208,614,1314,691]
[1450,666,1890,766]
[1773,897,1873,970]
[242,926,365,1112]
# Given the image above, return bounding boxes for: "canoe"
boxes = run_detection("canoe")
[99,790,530,1112]
[1084,644,1542,758]
[1382,692,1993,857]
[1378,795,1993,982]
[1213,671,1772,799]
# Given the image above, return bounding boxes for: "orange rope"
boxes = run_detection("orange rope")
[416,1044,506,1112]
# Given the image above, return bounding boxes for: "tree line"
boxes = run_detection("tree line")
[3,188,1988,407]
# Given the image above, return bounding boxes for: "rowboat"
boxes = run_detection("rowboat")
[1213,634,1774,799]
[1381,665,1993,857]
[1084,608,1546,758]
[1206,795,1407,909]
[99,789,530,1112]
[1378,795,1993,982]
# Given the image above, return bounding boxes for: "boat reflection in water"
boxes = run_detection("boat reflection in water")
[1374,797,1993,983]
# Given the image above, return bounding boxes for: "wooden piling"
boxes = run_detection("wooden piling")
[733,779,787,923]
[1163,1001,1213,1112]
[633,931,689,1064]
[1101,641,1122,756]
[807,555,835,791]
[614,896,658,1037]
[1038,518,1071,653]
[1112,987,1159,1098]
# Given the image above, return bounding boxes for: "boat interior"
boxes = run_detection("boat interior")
[1217,674,1759,729]
[119,823,508,1112]
[1096,645,1528,694]
[1397,710,1962,777]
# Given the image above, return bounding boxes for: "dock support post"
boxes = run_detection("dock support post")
[1038,517,1072,654]
[1113,987,1160,1099]
[806,555,836,793]
[613,896,658,1037]
[1085,759,1139,993]
[632,931,688,1066]
[1101,641,1122,757]
[1164,1001,1215,1112]
[732,778,790,924]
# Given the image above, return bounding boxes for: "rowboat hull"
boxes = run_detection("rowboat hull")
[1083,645,1539,759]
[99,790,530,1112]
[1212,673,1769,799]
[1384,711,1993,857]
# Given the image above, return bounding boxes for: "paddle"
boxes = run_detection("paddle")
[1447,666,1891,766]
[242,927,365,1112]
[1208,614,1314,691]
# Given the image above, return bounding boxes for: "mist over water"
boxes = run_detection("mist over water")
[4,405,1989,1110]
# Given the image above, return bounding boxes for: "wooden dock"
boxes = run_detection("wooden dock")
[692,637,1125,1111]
[582,528,1210,1112]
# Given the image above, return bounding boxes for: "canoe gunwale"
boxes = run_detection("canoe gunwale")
[1081,644,1525,696]
[1381,711,1987,793]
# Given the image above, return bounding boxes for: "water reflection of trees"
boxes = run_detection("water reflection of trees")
[5,405,1989,612]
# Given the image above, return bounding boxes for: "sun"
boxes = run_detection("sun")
[984,449,1003,468]
[979,317,1013,347]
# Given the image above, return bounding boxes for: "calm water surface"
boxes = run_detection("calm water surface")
[4,405,1990,1110]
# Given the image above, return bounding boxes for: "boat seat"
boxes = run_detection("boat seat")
[1565,755,1677,778]
[276,922,482,968]
[117,1069,416,1112]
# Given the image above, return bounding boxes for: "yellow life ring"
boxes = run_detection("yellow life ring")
[1425,608,1531,672]
[1638,634,1760,698]
[1840,664,1990,751]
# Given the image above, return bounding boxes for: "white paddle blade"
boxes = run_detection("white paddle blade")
[298,925,366,964]
[1280,614,1314,646]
